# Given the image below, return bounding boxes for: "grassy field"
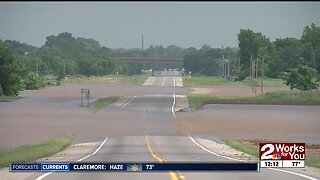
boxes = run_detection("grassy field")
[90,95,120,112]
[63,74,149,85]
[223,138,259,157]
[116,74,149,85]
[223,137,320,168]
[188,90,320,110]
[0,96,22,102]
[259,78,287,87]
[183,76,286,87]
[63,75,119,84]
[183,76,248,87]
[0,136,72,168]
[305,159,320,169]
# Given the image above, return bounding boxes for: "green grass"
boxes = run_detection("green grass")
[187,90,320,110]
[223,137,320,168]
[0,136,72,168]
[43,75,61,86]
[222,137,259,157]
[90,95,120,112]
[249,90,320,103]
[116,74,149,85]
[305,159,320,168]
[259,78,286,87]
[182,76,286,87]
[63,75,117,84]
[0,96,22,102]
[183,76,248,87]
[63,74,149,85]
[187,94,220,111]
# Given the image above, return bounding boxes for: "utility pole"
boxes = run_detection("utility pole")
[227,54,230,77]
[63,61,66,76]
[255,58,258,94]
[261,57,264,93]
[223,63,225,77]
[222,45,225,77]
[250,53,253,91]
[225,59,228,78]
[36,58,39,75]
[142,34,144,52]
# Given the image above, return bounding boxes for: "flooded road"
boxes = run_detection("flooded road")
[176,104,320,144]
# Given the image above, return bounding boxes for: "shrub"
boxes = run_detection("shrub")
[23,72,45,90]
[283,65,319,90]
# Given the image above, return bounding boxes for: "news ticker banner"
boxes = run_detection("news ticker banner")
[260,143,305,168]
[10,162,260,172]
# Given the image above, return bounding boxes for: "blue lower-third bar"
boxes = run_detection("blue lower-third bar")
[141,162,260,171]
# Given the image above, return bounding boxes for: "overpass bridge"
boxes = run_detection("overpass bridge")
[108,57,184,75]
[108,57,183,63]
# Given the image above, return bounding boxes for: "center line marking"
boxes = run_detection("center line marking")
[145,136,180,180]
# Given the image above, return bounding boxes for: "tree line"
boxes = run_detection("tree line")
[0,32,192,96]
[1,23,319,96]
[183,23,320,82]
[236,23,320,91]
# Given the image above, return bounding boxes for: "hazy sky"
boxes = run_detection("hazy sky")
[0,2,319,49]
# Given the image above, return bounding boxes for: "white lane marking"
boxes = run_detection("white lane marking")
[77,137,108,162]
[35,137,108,180]
[161,77,167,86]
[121,96,137,108]
[35,171,53,180]
[171,93,176,118]
[268,168,317,180]
[189,136,244,162]
[173,76,176,87]
[150,77,156,85]
[189,136,317,180]
[143,77,156,86]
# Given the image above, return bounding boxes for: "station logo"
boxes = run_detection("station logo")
[259,143,305,168]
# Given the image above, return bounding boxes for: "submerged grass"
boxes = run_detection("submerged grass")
[90,95,120,112]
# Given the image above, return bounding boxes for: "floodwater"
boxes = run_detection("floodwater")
[176,104,320,144]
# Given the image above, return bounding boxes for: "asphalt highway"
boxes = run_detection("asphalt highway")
[34,72,314,180]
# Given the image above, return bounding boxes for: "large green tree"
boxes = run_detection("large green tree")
[183,45,222,76]
[267,38,303,78]
[301,23,320,73]
[4,40,37,55]
[0,43,22,96]
[237,29,270,80]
